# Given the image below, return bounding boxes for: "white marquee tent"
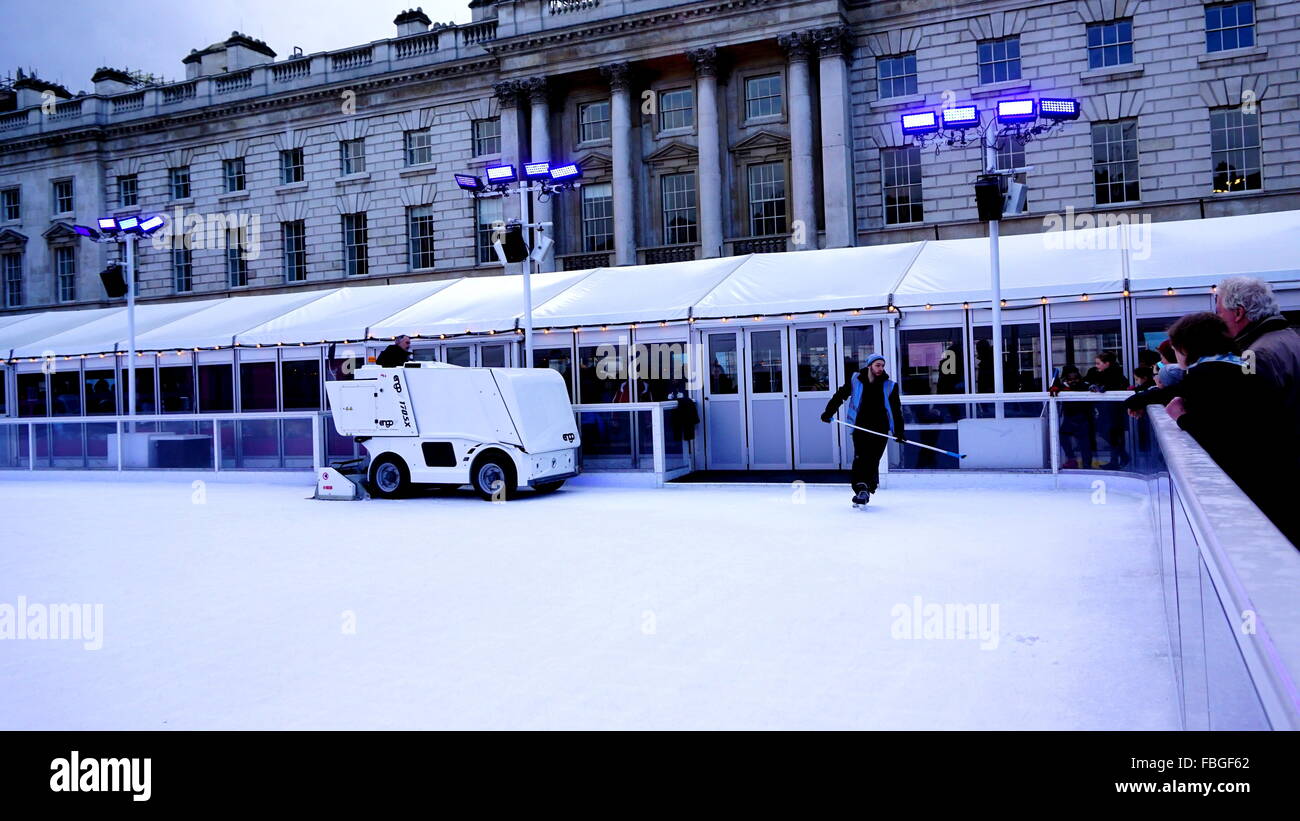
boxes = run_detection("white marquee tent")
[2,210,1298,360]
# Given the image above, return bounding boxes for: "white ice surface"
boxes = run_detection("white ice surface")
[0,472,1179,730]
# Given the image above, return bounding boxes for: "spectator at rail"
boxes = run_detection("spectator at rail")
[1049,365,1095,469]
[1130,366,1156,393]
[376,335,413,367]
[1154,339,1184,389]
[1215,276,1300,425]
[1162,311,1297,547]
[1085,351,1129,468]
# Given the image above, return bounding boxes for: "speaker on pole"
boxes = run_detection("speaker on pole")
[974,175,1004,222]
[500,223,530,263]
[100,262,127,299]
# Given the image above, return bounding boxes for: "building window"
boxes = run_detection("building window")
[1091,120,1140,204]
[747,162,787,237]
[280,148,304,184]
[744,74,784,120]
[407,205,436,269]
[342,212,368,276]
[1206,1,1254,52]
[223,158,246,193]
[877,54,918,99]
[1210,107,1261,193]
[226,227,248,288]
[581,183,614,253]
[52,179,74,214]
[2,252,21,308]
[54,245,76,301]
[340,139,366,175]
[169,166,191,200]
[578,101,611,143]
[476,198,504,264]
[1,187,19,221]
[978,36,1021,85]
[658,87,695,132]
[1087,20,1133,69]
[173,247,193,293]
[881,147,923,225]
[995,139,1025,174]
[661,172,698,245]
[473,118,501,156]
[405,130,433,166]
[282,220,307,281]
[117,175,138,207]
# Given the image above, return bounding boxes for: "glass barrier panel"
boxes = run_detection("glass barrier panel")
[0,424,30,468]
[51,422,85,467]
[578,410,636,470]
[283,419,314,469]
[87,423,115,469]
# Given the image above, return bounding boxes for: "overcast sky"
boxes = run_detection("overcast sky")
[1,0,472,91]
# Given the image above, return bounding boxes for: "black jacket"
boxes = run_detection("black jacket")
[1175,359,1298,544]
[1084,365,1129,392]
[376,344,412,368]
[823,370,905,439]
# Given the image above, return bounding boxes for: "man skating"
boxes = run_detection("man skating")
[821,354,905,507]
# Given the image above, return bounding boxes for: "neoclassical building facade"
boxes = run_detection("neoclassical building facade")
[0,0,1296,312]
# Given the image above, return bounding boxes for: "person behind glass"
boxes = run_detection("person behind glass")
[820,354,904,503]
[1126,339,1186,418]
[1084,351,1130,468]
[376,335,413,367]
[1163,312,1299,547]
[1049,364,1094,469]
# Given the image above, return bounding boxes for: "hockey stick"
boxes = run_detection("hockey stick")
[833,418,967,459]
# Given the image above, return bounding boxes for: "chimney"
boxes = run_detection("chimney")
[91,67,135,96]
[395,7,432,37]
[222,32,277,71]
[13,70,72,109]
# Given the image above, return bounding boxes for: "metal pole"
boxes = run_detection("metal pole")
[126,235,137,418]
[520,182,535,369]
[985,130,1005,419]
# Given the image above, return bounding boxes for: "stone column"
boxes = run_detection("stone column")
[687,47,723,259]
[814,25,857,248]
[492,80,524,226]
[600,62,636,266]
[778,32,817,250]
[522,76,555,272]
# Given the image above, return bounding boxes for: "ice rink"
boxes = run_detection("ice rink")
[0,472,1179,730]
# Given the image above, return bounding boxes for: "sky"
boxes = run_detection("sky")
[0,0,472,92]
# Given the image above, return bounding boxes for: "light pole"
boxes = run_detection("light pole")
[456,161,579,370]
[901,97,1079,410]
[75,213,166,417]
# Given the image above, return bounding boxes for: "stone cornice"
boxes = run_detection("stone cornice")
[0,58,499,155]
[485,0,795,56]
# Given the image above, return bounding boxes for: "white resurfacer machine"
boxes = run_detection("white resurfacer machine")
[318,362,581,500]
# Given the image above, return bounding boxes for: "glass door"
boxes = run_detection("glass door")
[791,325,838,469]
[703,331,745,469]
[745,327,791,470]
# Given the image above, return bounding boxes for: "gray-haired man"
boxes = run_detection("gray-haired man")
[1215,276,1300,423]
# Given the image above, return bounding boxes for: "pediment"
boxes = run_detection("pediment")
[645,141,699,163]
[730,130,791,153]
[0,228,29,248]
[42,222,81,242]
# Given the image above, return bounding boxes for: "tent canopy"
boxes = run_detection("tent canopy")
[2,209,1297,358]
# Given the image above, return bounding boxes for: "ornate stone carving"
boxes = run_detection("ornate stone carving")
[687,46,720,77]
[812,25,854,61]
[776,32,813,62]
[492,79,523,108]
[519,76,550,104]
[599,62,632,91]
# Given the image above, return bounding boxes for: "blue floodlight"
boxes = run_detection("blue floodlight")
[940,105,980,129]
[548,163,582,182]
[995,99,1037,124]
[523,161,551,180]
[1039,97,1080,120]
[900,111,939,135]
[117,215,142,234]
[73,224,100,239]
[485,164,517,184]
[454,173,483,192]
[138,214,167,235]
[97,217,120,233]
